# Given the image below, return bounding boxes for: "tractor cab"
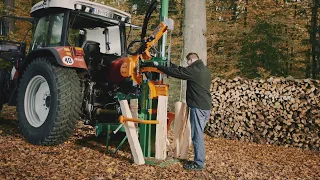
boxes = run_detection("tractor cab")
[30,0,131,56]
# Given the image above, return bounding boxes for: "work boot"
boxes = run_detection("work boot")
[183,161,203,170]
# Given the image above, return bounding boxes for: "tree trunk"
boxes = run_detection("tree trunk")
[231,0,237,21]
[244,0,248,26]
[1,0,14,36]
[311,0,319,79]
[181,0,207,102]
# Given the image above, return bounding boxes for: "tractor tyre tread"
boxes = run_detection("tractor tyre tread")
[17,58,82,145]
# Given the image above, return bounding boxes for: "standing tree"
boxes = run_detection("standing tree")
[0,0,14,69]
[0,0,14,37]
[180,0,207,101]
[237,19,288,78]
[244,0,248,26]
[310,0,319,79]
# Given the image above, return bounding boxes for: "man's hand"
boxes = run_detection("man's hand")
[140,61,159,68]
[140,61,176,68]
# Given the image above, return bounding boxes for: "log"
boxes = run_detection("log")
[155,96,168,160]
[173,102,191,159]
[119,100,145,165]
[206,76,320,151]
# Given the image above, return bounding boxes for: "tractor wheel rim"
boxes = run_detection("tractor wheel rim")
[24,75,50,128]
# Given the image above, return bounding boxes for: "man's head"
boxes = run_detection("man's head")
[186,53,199,66]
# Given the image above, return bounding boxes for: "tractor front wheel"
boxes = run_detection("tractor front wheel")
[17,58,81,145]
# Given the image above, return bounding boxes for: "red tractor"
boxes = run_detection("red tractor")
[0,0,168,146]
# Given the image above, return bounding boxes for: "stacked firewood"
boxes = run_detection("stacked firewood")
[206,76,320,150]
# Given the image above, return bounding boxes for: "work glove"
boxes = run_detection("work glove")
[140,61,159,68]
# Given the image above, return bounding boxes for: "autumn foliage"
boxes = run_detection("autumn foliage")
[0,0,319,78]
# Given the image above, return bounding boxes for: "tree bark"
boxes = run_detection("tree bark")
[311,0,319,79]
[244,0,248,26]
[1,0,14,36]
[181,0,207,102]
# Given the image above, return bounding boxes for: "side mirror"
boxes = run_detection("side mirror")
[131,4,137,14]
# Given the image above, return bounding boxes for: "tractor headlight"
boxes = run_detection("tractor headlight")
[75,4,82,10]
[75,4,93,13]
[85,6,91,13]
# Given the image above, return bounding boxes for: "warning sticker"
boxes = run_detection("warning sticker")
[62,56,74,65]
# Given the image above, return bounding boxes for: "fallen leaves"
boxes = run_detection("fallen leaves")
[0,106,319,179]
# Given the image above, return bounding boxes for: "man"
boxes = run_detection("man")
[154,52,212,170]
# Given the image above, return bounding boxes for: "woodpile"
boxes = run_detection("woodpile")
[206,77,320,150]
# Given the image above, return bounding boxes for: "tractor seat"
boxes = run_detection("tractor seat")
[81,40,101,61]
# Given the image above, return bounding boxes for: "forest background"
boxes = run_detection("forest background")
[0,2,320,179]
[0,0,319,80]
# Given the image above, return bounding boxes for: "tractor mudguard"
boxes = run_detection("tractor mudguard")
[23,47,88,75]
[7,47,88,106]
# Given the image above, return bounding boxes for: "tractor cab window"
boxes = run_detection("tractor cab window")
[31,13,64,50]
[83,27,121,55]
[105,26,121,55]
[69,12,125,56]
[31,16,49,50]
[49,13,64,45]
[68,26,122,55]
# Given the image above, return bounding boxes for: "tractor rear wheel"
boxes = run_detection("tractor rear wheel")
[17,58,82,145]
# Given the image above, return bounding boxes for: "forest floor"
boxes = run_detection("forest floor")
[0,105,319,180]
